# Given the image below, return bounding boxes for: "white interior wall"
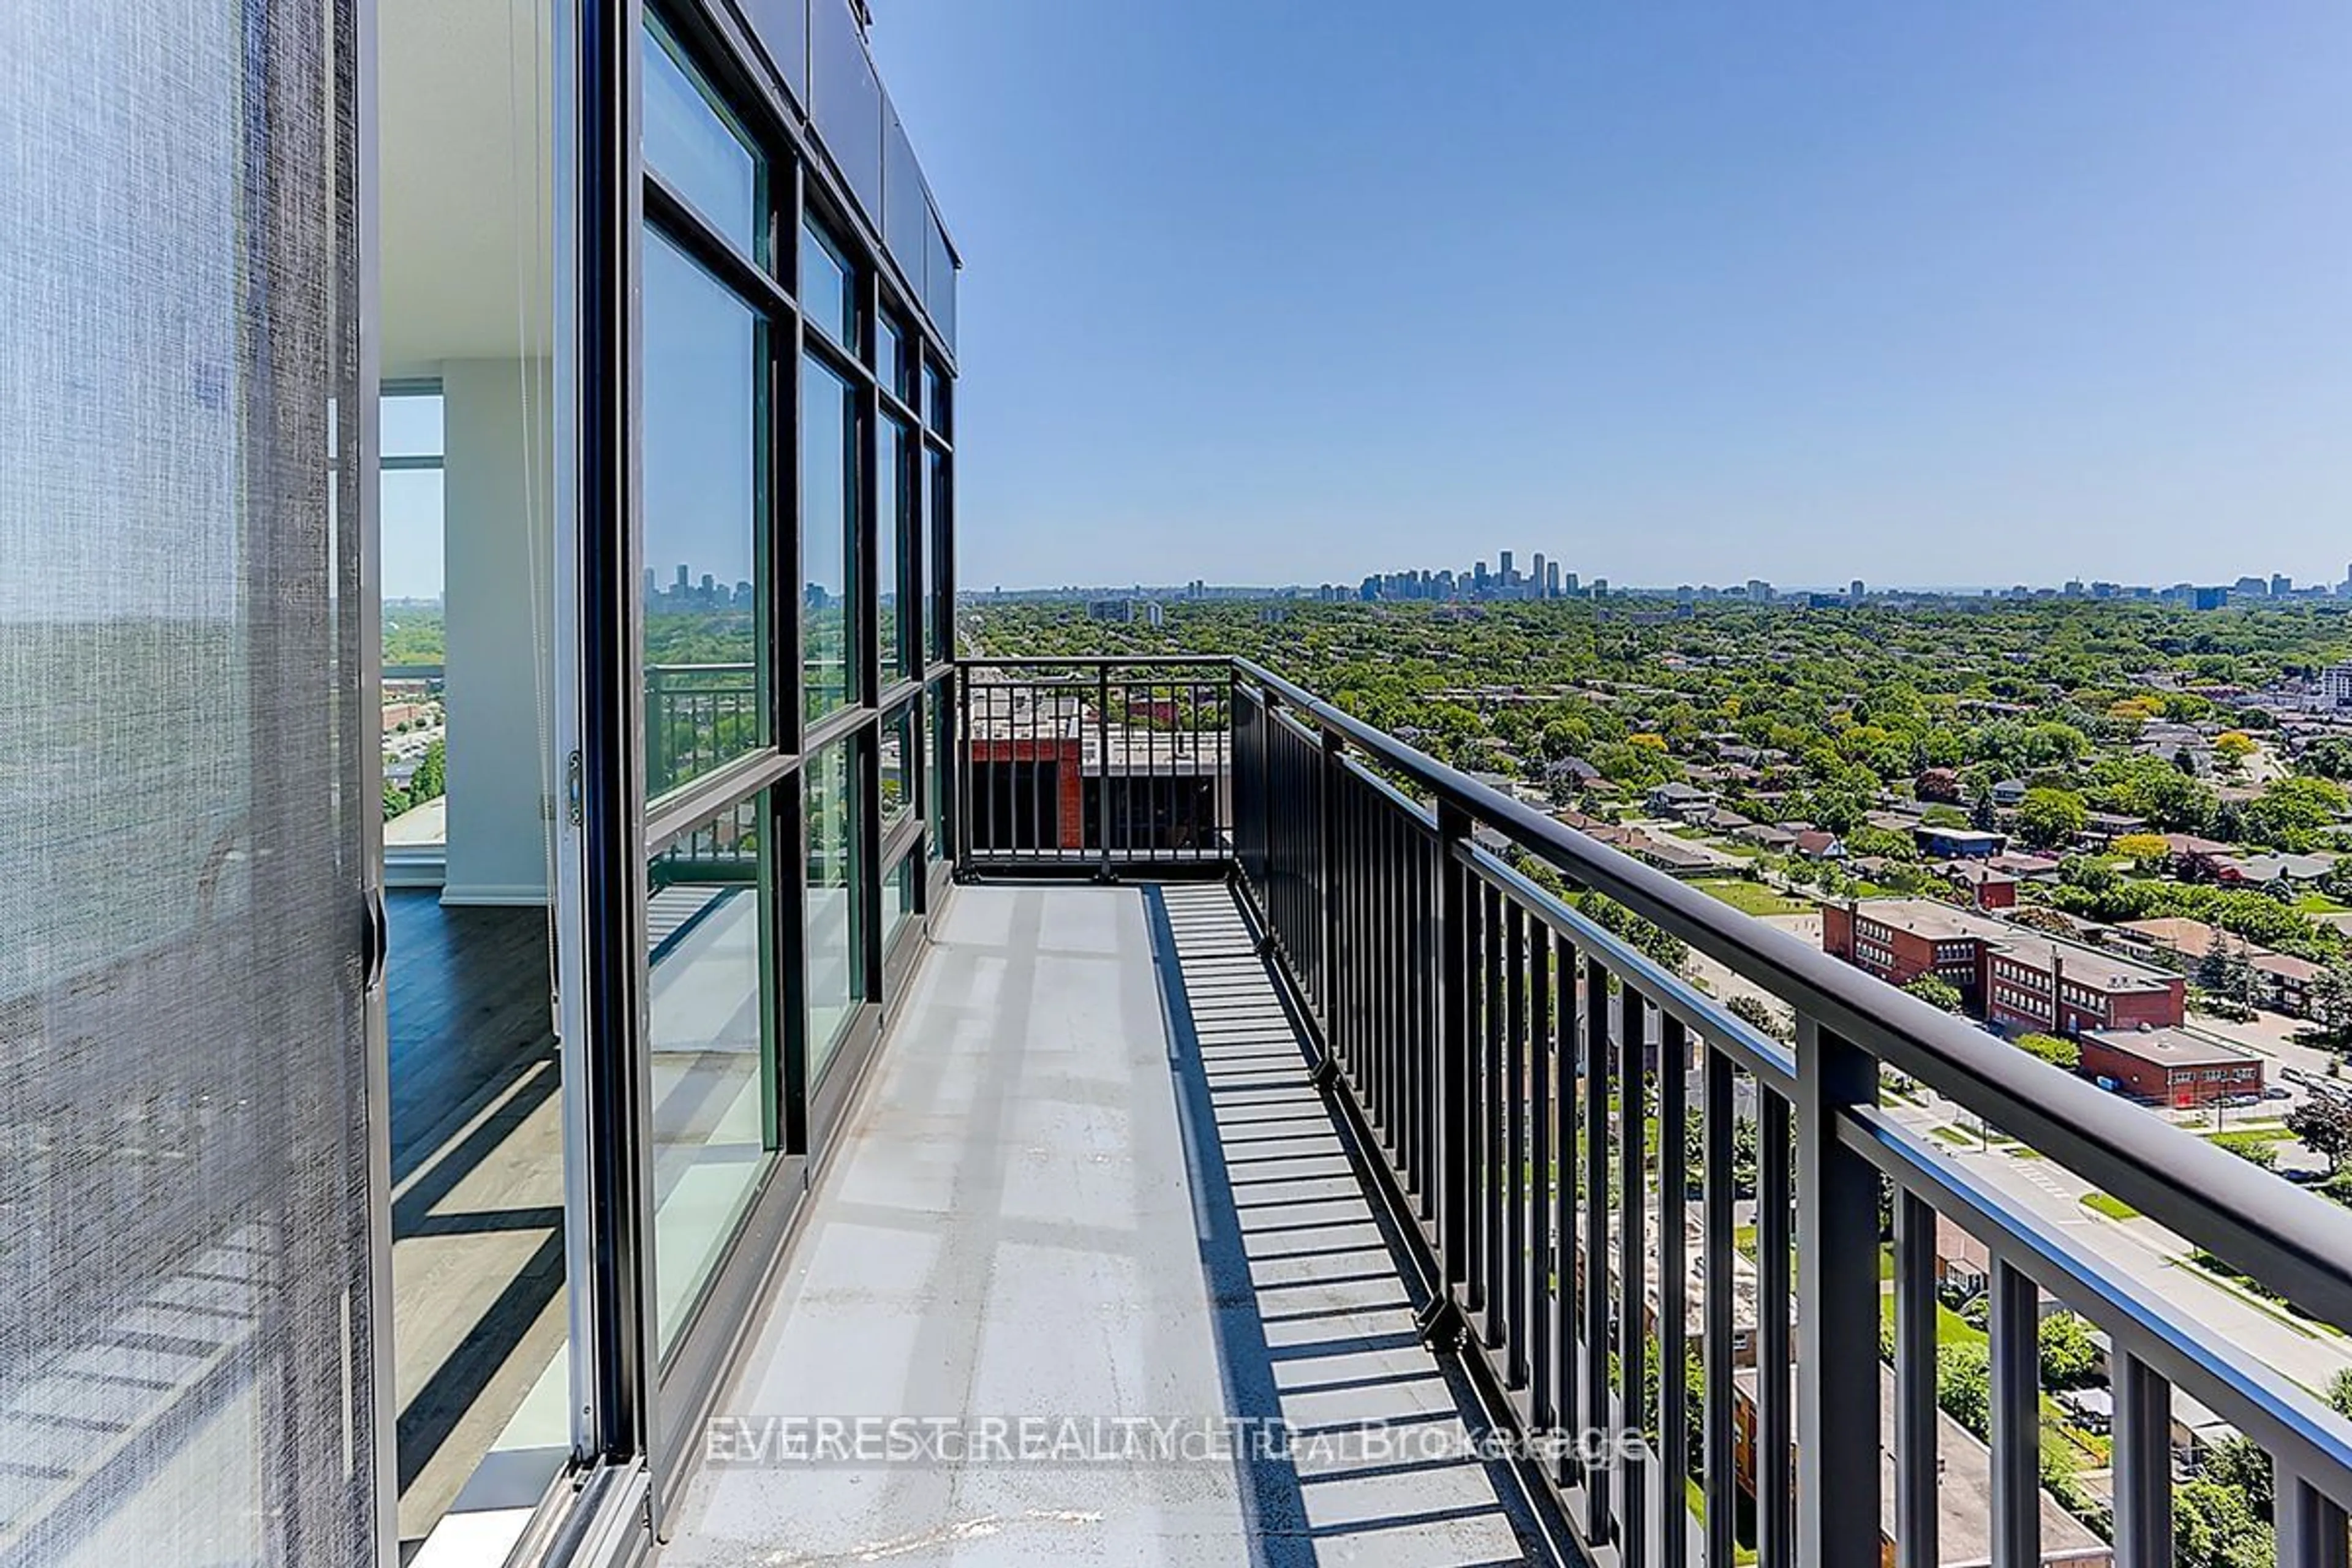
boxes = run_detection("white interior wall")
[439,357,556,907]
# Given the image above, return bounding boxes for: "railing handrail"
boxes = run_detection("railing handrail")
[1221,654,2352,1333]
[646,660,757,679]
[958,655,1235,669]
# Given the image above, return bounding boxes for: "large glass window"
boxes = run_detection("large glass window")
[876,312,907,401]
[879,415,913,686]
[647,793,777,1354]
[883,851,918,953]
[645,19,767,264]
[380,386,448,854]
[804,740,862,1079]
[924,358,948,438]
[801,354,856,725]
[644,230,768,794]
[927,443,952,662]
[928,684,951,861]
[799,216,857,351]
[881,703,913,832]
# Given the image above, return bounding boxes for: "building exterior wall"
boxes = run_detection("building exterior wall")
[2079,1038,2263,1107]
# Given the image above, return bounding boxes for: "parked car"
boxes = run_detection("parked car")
[2264,1086,2291,1101]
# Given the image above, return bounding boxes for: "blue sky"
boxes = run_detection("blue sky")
[870,0,2351,591]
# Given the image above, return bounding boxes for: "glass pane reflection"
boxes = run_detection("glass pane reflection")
[801,355,856,725]
[644,229,767,794]
[647,791,776,1354]
[804,741,861,1079]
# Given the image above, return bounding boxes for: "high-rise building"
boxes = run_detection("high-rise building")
[6,7,2337,1566]
[3,4,959,1562]
[1849,579,1866,601]
[1498,549,1515,584]
[1547,560,1562,597]
[1531,552,1547,598]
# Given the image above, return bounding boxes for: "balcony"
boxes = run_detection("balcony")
[660,657,2352,1567]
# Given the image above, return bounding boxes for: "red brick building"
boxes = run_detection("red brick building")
[1824,899,2185,1034]
[2079,1027,2263,1108]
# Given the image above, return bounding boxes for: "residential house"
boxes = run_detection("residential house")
[1740,823,1799,853]
[1991,778,2029,808]
[1645,781,1715,820]
[2081,810,2149,846]
[1625,831,1718,878]
[2214,851,2337,888]
[1547,755,1603,791]
[1914,824,2009,859]
[1792,829,1845,861]
[2112,917,2227,963]
[1937,861,2019,910]
[1934,1213,1991,1298]
[2164,834,2237,880]
[2251,953,2326,1018]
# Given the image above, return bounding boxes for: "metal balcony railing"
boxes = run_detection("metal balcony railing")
[955,657,1232,875]
[951,652,2352,1567]
[646,661,761,799]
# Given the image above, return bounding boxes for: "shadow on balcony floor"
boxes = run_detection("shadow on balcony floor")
[658,882,1546,1567]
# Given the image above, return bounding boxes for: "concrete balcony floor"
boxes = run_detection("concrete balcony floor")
[658,882,1545,1567]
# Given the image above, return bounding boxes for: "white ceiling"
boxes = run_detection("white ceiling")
[378,0,556,374]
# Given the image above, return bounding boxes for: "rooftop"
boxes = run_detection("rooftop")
[2081,1026,2262,1069]
[1851,899,2178,992]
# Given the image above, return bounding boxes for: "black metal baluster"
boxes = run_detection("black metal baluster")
[1583,952,1612,1544]
[2111,1354,2171,1566]
[1462,865,1488,1319]
[1619,989,1649,1564]
[1894,1191,1939,1568]
[1529,927,1555,1434]
[1438,806,1472,1308]
[1555,932,1580,1492]
[1760,1089,1793,1567]
[1483,880,1507,1347]
[1989,1259,2041,1567]
[1702,1052,1737,1564]
[1796,1020,1881,1568]
[1506,899,1529,1387]
[1659,1012,1689,1566]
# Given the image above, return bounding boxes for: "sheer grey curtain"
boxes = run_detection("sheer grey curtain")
[0,0,382,1562]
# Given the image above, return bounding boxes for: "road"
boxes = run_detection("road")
[1885,1088,2352,1398]
[1672,892,2352,1395]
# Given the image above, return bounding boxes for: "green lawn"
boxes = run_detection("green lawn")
[2296,892,2351,915]
[2081,1191,2140,1221]
[1689,878,1812,917]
